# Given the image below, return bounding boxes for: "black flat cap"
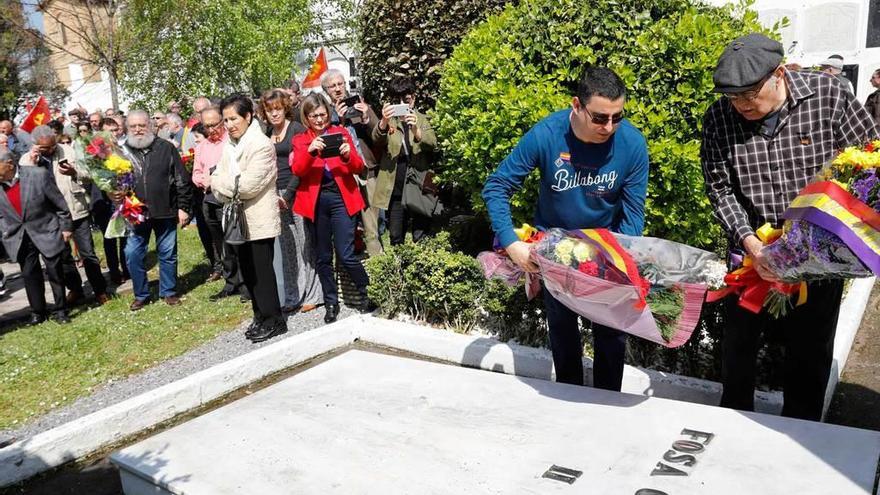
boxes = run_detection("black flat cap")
[713,33,784,93]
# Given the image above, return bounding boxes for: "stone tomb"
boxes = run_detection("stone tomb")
[111,350,880,494]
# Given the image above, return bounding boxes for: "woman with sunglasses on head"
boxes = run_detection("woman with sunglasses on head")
[482,66,649,394]
[211,93,285,343]
[258,89,322,315]
[291,93,370,324]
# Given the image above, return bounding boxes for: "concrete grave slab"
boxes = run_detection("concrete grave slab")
[112,350,880,495]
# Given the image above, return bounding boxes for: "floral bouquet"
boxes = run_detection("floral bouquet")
[180,147,195,173]
[709,142,880,318]
[76,132,147,238]
[478,225,727,347]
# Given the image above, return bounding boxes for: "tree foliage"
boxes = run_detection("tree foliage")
[433,0,774,249]
[118,0,313,109]
[0,0,68,118]
[356,0,509,109]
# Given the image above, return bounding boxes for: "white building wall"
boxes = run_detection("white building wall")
[63,65,127,113]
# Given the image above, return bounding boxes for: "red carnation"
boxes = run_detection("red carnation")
[86,137,108,158]
[866,142,875,152]
[578,261,599,276]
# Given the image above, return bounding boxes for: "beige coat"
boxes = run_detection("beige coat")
[211,120,281,241]
[20,143,91,221]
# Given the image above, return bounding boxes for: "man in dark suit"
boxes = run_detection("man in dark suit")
[0,148,73,324]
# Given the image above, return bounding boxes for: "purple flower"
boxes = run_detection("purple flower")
[852,172,879,210]
[119,172,135,190]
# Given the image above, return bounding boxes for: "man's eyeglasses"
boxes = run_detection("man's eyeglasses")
[723,74,774,102]
[203,121,222,130]
[583,107,624,126]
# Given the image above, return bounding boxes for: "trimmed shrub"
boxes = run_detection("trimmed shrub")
[356,0,510,108]
[432,0,776,249]
[365,233,485,331]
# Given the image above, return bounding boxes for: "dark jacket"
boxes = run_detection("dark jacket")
[0,166,72,259]
[124,138,193,219]
[865,90,880,126]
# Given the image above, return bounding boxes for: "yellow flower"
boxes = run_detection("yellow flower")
[104,154,132,174]
[832,147,880,170]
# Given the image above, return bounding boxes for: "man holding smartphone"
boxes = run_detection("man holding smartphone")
[483,67,649,391]
[20,125,110,306]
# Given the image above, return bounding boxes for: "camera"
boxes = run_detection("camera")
[343,95,363,124]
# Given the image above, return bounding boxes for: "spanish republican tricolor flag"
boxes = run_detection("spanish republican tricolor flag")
[20,95,50,133]
[301,47,328,89]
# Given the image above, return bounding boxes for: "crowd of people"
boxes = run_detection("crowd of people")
[1,32,879,421]
[0,70,440,343]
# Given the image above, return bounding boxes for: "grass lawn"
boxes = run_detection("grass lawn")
[0,226,253,430]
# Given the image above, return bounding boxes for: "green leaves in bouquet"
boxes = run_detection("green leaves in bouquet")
[645,287,684,343]
[432,0,773,251]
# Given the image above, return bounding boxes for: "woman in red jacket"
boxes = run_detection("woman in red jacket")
[291,93,371,323]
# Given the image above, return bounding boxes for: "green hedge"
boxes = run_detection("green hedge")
[432,0,776,249]
[356,0,510,108]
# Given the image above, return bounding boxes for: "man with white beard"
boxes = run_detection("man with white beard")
[116,110,193,311]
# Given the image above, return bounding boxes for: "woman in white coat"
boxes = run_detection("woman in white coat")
[211,94,285,343]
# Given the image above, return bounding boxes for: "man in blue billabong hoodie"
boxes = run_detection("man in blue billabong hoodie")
[483,66,649,392]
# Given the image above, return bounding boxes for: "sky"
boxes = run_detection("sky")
[20,0,44,32]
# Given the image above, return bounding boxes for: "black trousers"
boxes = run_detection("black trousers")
[387,196,431,246]
[543,289,627,391]
[18,232,66,316]
[92,198,128,279]
[720,279,843,421]
[191,189,216,269]
[67,217,107,296]
[203,200,243,292]
[237,238,282,326]
[310,186,369,305]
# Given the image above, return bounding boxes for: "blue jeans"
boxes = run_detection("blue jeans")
[125,218,178,301]
[309,186,369,306]
[543,290,627,391]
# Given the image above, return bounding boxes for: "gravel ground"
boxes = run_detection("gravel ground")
[0,304,358,443]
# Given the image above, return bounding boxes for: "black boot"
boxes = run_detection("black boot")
[244,320,261,338]
[248,320,287,343]
[324,303,340,324]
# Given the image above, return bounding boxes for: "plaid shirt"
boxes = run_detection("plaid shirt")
[701,70,879,246]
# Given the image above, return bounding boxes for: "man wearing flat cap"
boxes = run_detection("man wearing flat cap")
[701,33,879,421]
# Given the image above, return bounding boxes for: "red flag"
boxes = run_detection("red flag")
[301,48,328,89]
[20,96,51,133]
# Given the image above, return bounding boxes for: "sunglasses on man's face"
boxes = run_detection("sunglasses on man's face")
[582,106,624,126]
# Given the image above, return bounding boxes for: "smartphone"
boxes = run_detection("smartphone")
[390,104,410,118]
[321,133,344,158]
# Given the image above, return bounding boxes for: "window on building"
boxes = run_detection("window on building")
[843,64,859,94]
[869,0,880,48]
[60,23,67,45]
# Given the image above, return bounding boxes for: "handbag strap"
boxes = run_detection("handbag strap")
[232,175,240,202]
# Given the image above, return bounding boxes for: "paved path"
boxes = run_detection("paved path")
[0,260,132,325]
